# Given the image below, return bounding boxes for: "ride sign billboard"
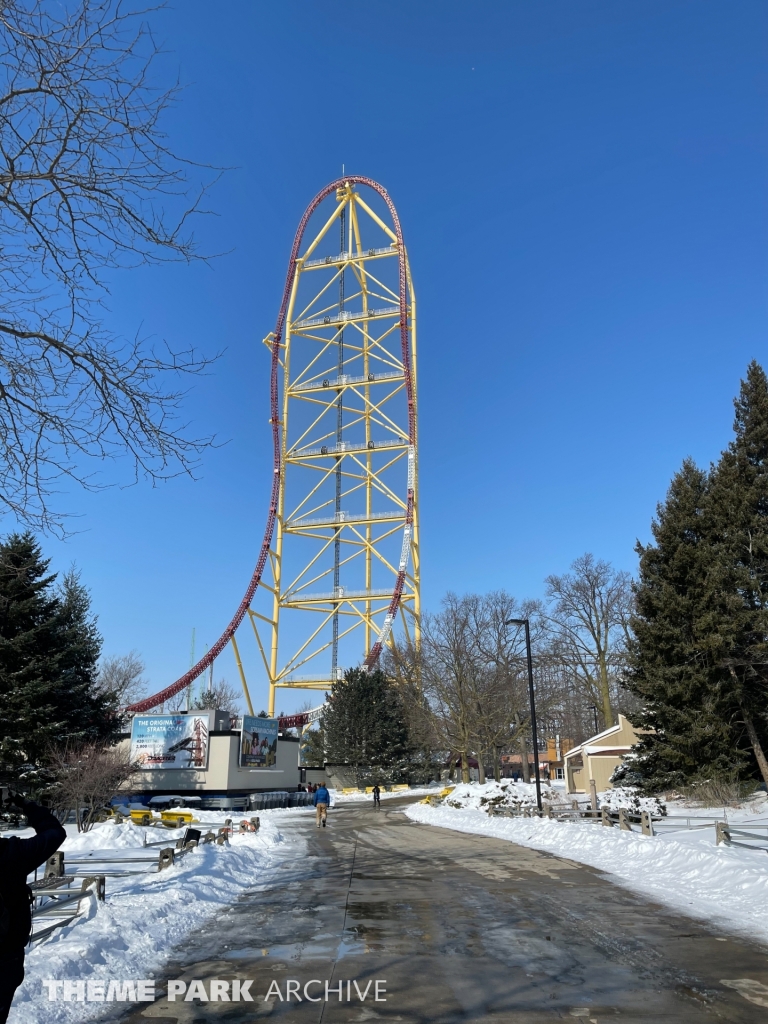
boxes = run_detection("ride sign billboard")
[130,715,210,770]
[240,716,279,768]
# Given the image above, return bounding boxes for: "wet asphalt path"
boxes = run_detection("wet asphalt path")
[127,798,768,1023]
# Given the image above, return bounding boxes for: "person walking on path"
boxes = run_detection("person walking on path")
[313,782,330,828]
[0,793,66,1024]
[372,784,381,808]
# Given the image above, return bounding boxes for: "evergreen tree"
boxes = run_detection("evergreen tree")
[707,361,768,785]
[323,667,413,785]
[625,363,768,791]
[0,534,116,785]
[621,461,744,790]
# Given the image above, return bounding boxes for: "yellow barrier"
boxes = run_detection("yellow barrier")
[129,809,153,826]
[439,786,455,798]
[391,784,410,792]
[160,810,196,827]
[341,787,359,795]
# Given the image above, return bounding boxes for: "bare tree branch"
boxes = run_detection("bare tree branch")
[95,649,146,705]
[0,0,223,533]
[545,553,634,729]
[47,739,137,831]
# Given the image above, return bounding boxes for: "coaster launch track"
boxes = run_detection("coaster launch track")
[127,178,418,719]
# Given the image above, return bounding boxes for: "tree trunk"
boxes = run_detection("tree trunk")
[599,653,614,728]
[460,750,469,784]
[519,733,530,783]
[493,748,501,782]
[478,755,486,784]
[740,705,768,788]
[730,668,768,788]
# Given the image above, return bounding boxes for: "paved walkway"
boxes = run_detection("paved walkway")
[129,798,768,1022]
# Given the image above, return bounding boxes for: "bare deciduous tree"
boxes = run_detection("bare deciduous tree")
[48,740,137,831]
[193,677,242,717]
[0,0,220,532]
[416,591,553,784]
[384,640,443,778]
[545,553,633,730]
[418,594,483,783]
[96,650,147,706]
[468,591,548,783]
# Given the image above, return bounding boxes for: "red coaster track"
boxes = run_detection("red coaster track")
[126,177,415,718]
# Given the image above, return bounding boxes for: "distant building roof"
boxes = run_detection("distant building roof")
[564,714,638,761]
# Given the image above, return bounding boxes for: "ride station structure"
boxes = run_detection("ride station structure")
[127,177,419,723]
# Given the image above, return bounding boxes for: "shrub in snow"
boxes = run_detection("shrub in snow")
[676,776,761,808]
[598,786,666,817]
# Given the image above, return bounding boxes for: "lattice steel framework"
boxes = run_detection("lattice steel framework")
[126,178,419,718]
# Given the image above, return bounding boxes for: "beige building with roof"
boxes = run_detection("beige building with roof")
[564,714,640,795]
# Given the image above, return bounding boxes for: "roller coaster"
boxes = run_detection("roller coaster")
[127,178,419,724]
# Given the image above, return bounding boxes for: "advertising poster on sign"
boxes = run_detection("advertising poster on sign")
[240,716,279,768]
[130,715,210,770]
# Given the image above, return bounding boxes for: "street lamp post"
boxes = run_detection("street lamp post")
[505,617,543,813]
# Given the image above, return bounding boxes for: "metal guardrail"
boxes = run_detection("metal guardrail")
[286,510,403,530]
[291,370,404,394]
[29,876,103,945]
[487,803,710,836]
[485,802,768,851]
[248,791,314,811]
[282,587,393,605]
[303,245,397,269]
[293,306,400,331]
[715,822,768,851]
[24,811,260,948]
[649,814,724,830]
[288,437,406,460]
[26,823,238,947]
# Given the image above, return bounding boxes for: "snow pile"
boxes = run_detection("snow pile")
[440,780,568,812]
[405,801,768,944]
[428,780,663,818]
[597,786,666,817]
[11,816,293,1024]
[61,819,165,851]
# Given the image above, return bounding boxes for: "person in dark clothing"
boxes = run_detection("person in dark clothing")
[372,785,381,808]
[0,794,66,1024]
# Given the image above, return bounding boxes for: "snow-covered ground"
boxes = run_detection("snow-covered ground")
[10,812,299,1024]
[405,782,768,945]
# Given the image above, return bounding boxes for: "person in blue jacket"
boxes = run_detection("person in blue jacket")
[0,793,66,1023]
[313,782,330,828]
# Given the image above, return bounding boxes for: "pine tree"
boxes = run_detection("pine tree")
[707,361,768,786]
[621,461,743,791]
[625,362,768,792]
[323,667,413,785]
[0,534,116,785]
[55,567,112,731]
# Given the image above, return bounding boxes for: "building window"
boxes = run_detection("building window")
[555,768,565,780]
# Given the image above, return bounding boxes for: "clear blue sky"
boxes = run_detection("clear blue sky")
[41,1,768,712]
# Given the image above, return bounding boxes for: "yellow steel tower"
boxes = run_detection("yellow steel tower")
[125,177,419,719]
[249,178,419,714]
